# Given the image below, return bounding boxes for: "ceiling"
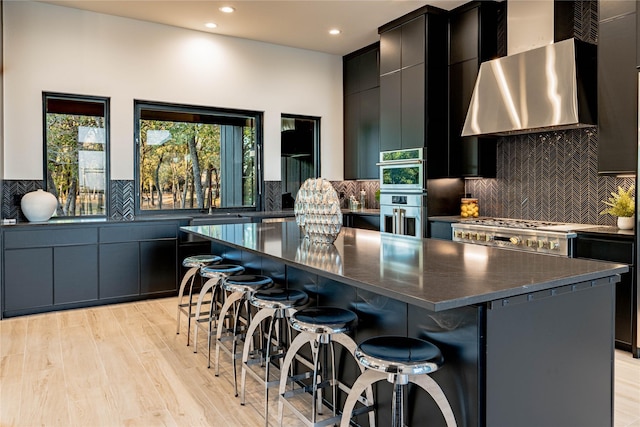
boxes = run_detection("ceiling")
[36,0,469,56]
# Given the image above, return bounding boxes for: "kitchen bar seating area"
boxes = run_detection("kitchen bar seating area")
[3,0,640,426]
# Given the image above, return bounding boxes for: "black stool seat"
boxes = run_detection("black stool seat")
[201,264,245,278]
[290,307,357,335]
[250,289,308,310]
[183,254,222,268]
[222,274,273,293]
[356,336,444,376]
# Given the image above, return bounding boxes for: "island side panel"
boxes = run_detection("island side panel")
[408,303,483,427]
[485,278,615,427]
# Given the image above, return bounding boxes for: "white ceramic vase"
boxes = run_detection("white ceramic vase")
[617,216,634,230]
[21,189,58,222]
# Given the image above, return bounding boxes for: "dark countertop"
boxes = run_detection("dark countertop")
[181,222,628,312]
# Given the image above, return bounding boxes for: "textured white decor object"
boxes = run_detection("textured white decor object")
[294,178,342,244]
[21,189,58,222]
[617,216,634,230]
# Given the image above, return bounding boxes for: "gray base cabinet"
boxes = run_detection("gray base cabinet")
[4,247,54,312]
[100,242,140,299]
[576,231,638,357]
[2,219,182,318]
[55,245,98,304]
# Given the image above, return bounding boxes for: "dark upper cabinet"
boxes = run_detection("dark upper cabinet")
[344,43,380,180]
[448,2,499,178]
[380,25,402,75]
[378,8,448,167]
[598,1,638,174]
[401,16,426,68]
[379,71,401,152]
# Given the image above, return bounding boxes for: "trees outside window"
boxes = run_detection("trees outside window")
[135,101,260,213]
[44,93,109,217]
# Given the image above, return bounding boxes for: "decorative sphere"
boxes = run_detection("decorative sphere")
[20,189,58,222]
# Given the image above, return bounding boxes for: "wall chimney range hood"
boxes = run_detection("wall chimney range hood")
[461,38,597,137]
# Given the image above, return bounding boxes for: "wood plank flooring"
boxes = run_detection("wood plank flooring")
[1,297,639,427]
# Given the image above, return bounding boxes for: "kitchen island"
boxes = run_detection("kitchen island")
[181,222,627,427]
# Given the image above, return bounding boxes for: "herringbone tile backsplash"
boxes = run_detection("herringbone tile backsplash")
[465,128,635,226]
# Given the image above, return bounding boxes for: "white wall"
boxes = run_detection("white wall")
[2,1,344,181]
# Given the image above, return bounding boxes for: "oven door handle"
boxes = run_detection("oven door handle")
[376,159,424,166]
[397,208,405,235]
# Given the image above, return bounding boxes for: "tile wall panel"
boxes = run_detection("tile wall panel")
[465,129,635,226]
[264,180,282,211]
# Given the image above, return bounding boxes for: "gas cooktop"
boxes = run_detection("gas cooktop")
[459,218,598,232]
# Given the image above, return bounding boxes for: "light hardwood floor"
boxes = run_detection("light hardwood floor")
[1,297,639,427]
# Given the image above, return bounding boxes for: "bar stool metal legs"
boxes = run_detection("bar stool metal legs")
[240,288,308,426]
[339,336,457,427]
[214,274,273,397]
[176,254,222,346]
[193,264,245,367]
[277,307,374,427]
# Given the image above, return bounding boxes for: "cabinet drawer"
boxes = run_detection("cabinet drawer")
[576,237,634,264]
[99,223,178,243]
[4,227,98,249]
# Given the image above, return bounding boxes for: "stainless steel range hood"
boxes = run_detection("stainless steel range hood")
[461,38,597,137]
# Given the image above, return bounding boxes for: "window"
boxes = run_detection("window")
[135,101,261,213]
[44,93,109,217]
[280,115,320,208]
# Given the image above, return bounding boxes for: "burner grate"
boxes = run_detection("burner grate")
[463,218,561,229]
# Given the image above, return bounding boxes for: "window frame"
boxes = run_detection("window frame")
[42,92,111,218]
[133,100,264,216]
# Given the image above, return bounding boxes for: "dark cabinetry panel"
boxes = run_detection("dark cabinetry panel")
[598,1,638,174]
[343,213,380,231]
[2,220,183,317]
[99,242,140,299]
[343,43,380,180]
[54,245,98,304]
[378,10,447,160]
[448,2,498,178]
[401,16,426,68]
[401,63,425,149]
[4,248,53,311]
[379,71,401,152]
[428,220,453,240]
[576,233,638,356]
[141,239,178,294]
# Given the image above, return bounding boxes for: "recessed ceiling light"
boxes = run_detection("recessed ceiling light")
[329,29,341,35]
[205,22,217,29]
[219,6,235,13]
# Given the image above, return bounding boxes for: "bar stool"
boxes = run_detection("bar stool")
[240,288,309,425]
[176,254,222,345]
[215,274,274,396]
[193,263,246,367]
[277,307,374,427]
[340,336,457,427]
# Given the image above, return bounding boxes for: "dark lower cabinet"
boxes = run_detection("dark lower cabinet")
[343,213,380,231]
[576,232,638,357]
[99,242,140,299]
[4,248,53,312]
[54,245,98,304]
[2,219,183,318]
[428,220,453,240]
[141,239,178,294]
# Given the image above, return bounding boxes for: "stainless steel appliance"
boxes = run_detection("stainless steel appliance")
[378,148,428,238]
[377,148,426,193]
[451,218,585,257]
[380,193,426,238]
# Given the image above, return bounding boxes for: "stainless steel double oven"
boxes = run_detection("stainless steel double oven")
[378,148,427,238]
